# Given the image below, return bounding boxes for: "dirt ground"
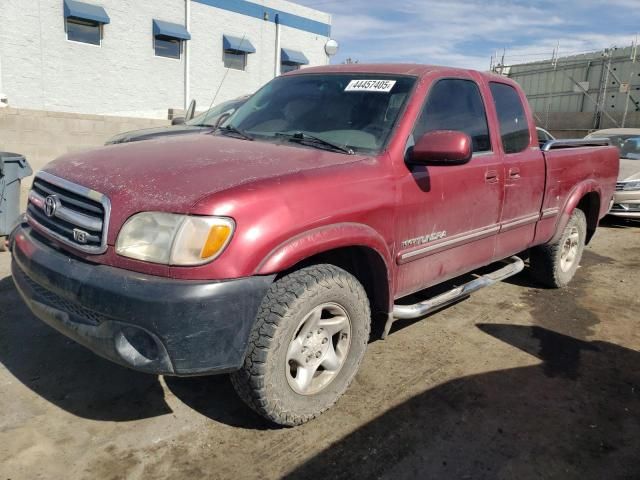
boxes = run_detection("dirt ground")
[1,218,639,480]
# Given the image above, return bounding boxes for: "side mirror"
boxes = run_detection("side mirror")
[171,117,185,125]
[410,130,472,165]
[185,99,196,121]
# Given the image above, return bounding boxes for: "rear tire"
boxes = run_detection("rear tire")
[530,208,587,288]
[230,264,371,426]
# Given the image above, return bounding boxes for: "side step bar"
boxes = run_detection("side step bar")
[382,256,525,339]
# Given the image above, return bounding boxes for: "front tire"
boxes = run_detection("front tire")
[530,208,587,288]
[230,264,371,426]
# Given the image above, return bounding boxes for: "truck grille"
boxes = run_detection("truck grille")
[26,171,110,254]
[615,182,625,191]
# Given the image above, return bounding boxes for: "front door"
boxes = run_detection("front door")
[394,77,504,298]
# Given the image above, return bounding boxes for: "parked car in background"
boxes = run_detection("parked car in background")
[586,128,640,219]
[105,96,250,145]
[536,126,555,147]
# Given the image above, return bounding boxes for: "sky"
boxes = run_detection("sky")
[294,0,640,70]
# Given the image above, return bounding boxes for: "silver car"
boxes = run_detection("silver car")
[586,128,640,219]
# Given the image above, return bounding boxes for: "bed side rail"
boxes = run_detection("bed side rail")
[541,138,611,151]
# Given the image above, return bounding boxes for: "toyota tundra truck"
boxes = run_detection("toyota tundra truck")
[9,64,619,426]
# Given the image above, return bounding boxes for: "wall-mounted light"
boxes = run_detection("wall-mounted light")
[325,39,339,57]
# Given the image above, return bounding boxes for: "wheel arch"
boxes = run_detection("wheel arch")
[551,182,601,245]
[255,223,393,323]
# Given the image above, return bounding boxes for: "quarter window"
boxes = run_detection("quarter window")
[66,18,101,45]
[413,79,491,152]
[490,82,530,154]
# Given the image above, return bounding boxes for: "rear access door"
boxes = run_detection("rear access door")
[487,81,546,258]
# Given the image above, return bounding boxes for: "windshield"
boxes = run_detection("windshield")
[589,134,640,160]
[186,97,248,127]
[221,74,417,153]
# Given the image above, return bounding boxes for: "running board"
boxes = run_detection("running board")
[382,256,525,339]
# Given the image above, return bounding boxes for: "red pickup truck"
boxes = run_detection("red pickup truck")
[10,64,618,426]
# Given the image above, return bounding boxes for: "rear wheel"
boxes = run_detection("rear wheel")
[230,264,371,426]
[530,208,587,288]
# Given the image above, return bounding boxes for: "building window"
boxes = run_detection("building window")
[281,63,300,74]
[222,35,256,71]
[66,17,101,45]
[280,48,309,75]
[223,50,247,70]
[152,20,190,60]
[63,0,110,46]
[154,35,182,59]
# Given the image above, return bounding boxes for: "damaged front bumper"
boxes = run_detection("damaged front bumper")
[10,223,274,375]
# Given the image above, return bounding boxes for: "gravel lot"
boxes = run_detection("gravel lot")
[1,218,638,479]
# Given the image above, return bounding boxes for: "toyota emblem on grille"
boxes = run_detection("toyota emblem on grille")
[44,195,60,217]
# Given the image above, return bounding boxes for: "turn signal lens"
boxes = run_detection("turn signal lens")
[201,224,233,259]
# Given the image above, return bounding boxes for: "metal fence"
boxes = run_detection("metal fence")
[491,42,640,133]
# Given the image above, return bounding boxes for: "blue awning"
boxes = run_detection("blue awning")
[153,19,191,40]
[63,0,110,24]
[281,48,309,65]
[222,35,256,54]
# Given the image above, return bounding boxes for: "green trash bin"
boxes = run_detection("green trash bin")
[0,152,33,249]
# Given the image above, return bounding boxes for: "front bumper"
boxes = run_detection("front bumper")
[10,224,274,375]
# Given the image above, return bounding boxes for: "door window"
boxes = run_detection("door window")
[413,79,491,153]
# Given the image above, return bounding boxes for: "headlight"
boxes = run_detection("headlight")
[116,212,234,265]
[622,180,640,191]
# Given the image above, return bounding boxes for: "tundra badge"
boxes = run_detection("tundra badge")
[401,231,447,248]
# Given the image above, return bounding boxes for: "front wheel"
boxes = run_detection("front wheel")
[230,264,371,426]
[530,208,587,288]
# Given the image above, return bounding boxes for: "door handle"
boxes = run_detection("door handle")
[485,170,499,183]
[509,168,521,179]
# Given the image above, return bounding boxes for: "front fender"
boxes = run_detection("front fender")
[255,222,392,276]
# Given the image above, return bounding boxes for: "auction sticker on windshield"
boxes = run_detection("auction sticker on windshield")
[345,79,396,93]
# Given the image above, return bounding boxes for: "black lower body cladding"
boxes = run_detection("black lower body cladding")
[10,223,275,375]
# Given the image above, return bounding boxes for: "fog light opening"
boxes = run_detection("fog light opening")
[115,326,160,366]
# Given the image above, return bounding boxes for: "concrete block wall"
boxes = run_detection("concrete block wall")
[0,107,168,206]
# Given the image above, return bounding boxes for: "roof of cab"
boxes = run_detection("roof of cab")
[288,63,514,84]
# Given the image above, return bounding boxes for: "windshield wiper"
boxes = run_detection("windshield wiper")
[216,124,254,141]
[275,132,354,155]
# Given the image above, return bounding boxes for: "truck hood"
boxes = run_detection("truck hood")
[105,125,209,145]
[43,134,367,238]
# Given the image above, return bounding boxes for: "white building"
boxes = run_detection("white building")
[0,0,333,118]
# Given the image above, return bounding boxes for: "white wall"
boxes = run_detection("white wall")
[0,0,331,118]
